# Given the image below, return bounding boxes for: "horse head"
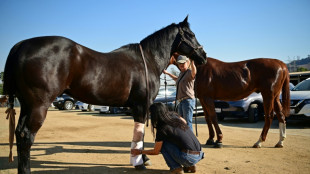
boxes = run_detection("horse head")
[172,16,207,65]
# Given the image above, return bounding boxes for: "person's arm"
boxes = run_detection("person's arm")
[179,116,187,124]
[131,141,163,156]
[163,70,178,82]
[190,60,196,79]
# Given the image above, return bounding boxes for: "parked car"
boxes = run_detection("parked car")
[154,86,203,115]
[109,106,131,114]
[75,101,94,111]
[289,78,310,117]
[214,92,264,123]
[53,93,77,110]
[92,105,130,114]
[94,105,110,114]
[289,83,295,90]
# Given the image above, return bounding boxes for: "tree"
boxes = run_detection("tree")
[297,67,308,72]
[0,83,2,95]
[0,72,3,82]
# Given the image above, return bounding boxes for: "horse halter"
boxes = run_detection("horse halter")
[176,27,204,57]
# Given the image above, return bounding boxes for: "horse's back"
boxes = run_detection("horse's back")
[3,36,77,102]
[196,57,288,100]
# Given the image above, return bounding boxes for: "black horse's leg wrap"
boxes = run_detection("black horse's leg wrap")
[15,116,35,174]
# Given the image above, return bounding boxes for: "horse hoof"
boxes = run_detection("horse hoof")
[252,144,261,148]
[214,141,223,148]
[275,144,283,148]
[135,164,146,170]
[144,159,152,166]
[205,139,215,145]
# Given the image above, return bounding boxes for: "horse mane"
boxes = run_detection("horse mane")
[140,23,178,52]
[112,23,178,53]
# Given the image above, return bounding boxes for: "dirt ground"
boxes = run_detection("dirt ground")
[0,107,310,174]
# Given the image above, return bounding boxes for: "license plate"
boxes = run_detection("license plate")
[215,108,221,113]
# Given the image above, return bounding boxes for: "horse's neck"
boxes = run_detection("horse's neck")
[142,33,178,76]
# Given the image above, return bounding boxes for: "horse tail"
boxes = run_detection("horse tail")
[281,69,291,117]
[3,42,20,162]
[3,41,21,100]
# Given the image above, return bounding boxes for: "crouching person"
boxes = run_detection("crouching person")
[131,103,204,173]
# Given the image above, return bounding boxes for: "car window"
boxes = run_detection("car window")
[157,87,176,96]
[292,79,310,91]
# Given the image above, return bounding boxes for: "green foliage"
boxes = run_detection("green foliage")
[0,83,3,95]
[0,72,3,82]
[297,67,308,72]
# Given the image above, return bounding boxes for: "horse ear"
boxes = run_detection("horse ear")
[180,15,189,27]
[183,15,189,23]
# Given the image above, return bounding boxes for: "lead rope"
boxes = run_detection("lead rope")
[164,74,167,105]
[194,74,198,137]
[3,95,16,162]
[139,44,149,127]
[195,97,198,137]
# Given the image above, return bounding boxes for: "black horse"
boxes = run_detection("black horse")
[3,16,206,173]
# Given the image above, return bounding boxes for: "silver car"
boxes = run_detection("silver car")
[214,92,264,123]
[75,101,94,111]
[289,78,310,117]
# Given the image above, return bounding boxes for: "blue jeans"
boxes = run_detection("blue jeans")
[161,141,204,171]
[178,98,195,131]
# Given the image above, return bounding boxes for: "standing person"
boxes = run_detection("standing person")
[163,55,196,131]
[131,103,204,173]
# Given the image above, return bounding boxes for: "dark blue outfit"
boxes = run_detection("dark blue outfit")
[156,124,204,170]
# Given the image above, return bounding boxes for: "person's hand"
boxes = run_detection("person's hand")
[191,60,196,66]
[131,149,141,156]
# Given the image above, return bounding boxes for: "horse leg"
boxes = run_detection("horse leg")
[130,105,149,170]
[201,98,223,147]
[15,104,48,174]
[199,98,215,145]
[210,110,223,148]
[253,95,274,148]
[130,122,145,168]
[274,97,286,148]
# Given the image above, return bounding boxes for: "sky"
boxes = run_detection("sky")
[0,0,309,74]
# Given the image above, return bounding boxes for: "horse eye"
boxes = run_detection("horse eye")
[185,31,195,37]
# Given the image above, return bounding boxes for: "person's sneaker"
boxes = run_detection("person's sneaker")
[171,167,184,174]
[183,165,196,173]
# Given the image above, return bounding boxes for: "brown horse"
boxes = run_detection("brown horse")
[195,57,290,148]
[3,16,207,173]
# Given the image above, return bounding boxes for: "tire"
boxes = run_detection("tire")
[64,100,74,110]
[88,104,94,111]
[109,107,117,114]
[217,113,224,121]
[248,104,259,123]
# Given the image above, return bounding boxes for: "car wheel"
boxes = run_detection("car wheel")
[64,100,74,110]
[217,113,224,121]
[248,104,259,123]
[109,107,117,114]
[88,104,94,111]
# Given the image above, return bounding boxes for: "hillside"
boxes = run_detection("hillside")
[287,55,310,72]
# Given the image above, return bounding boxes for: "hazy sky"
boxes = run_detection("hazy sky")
[1,0,309,73]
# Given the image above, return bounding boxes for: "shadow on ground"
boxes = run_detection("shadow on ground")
[0,141,164,174]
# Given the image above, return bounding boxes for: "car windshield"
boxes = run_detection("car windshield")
[292,79,310,91]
